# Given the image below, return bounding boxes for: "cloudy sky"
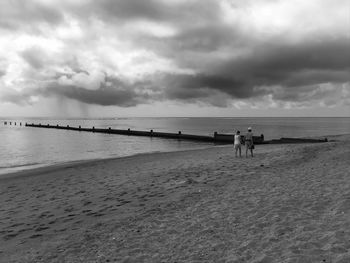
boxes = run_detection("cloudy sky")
[0,0,349,117]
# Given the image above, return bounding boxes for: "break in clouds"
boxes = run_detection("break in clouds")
[0,0,349,110]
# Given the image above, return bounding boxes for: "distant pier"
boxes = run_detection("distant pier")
[4,121,328,144]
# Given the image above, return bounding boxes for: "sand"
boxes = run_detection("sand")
[1,134,350,263]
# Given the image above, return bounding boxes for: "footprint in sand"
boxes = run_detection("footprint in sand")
[9,223,24,228]
[64,207,75,213]
[3,233,18,240]
[38,211,51,218]
[29,234,43,239]
[55,228,67,233]
[93,213,104,217]
[35,226,49,232]
[103,196,115,202]
[83,200,92,206]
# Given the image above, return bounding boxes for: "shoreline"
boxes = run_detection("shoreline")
[1,134,350,262]
[2,133,347,180]
[0,144,223,180]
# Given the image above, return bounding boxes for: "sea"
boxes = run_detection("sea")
[1,117,349,175]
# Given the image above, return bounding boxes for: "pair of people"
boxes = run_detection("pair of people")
[234,127,254,157]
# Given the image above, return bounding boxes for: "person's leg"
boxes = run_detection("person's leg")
[235,146,238,157]
[239,146,241,157]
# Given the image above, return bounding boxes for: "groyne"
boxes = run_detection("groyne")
[22,123,265,144]
[3,122,328,144]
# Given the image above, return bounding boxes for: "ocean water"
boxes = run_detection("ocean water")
[1,117,349,175]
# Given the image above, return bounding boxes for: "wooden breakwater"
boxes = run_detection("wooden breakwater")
[269,137,328,144]
[4,122,328,144]
[3,121,22,126]
[22,123,266,144]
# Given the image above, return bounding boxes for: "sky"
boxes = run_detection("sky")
[0,0,349,117]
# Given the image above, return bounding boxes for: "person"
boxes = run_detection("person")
[234,130,242,157]
[245,127,254,157]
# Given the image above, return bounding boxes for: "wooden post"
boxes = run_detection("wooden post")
[261,134,264,142]
[47,124,49,126]
[15,122,16,125]
[150,129,153,136]
[20,122,22,126]
[178,131,181,135]
[127,128,130,133]
[79,125,81,130]
[108,127,111,133]
[67,125,69,128]
[57,124,59,127]
[92,126,95,132]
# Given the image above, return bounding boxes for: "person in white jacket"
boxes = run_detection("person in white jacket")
[234,130,242,157]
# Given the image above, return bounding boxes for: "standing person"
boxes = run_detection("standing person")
[234,130,242,157]
[245,127,254,157]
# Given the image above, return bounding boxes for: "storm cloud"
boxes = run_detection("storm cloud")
[1,75,155,107]
[0,0,349,113]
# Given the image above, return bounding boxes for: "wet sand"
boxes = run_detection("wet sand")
[1,135,350,262]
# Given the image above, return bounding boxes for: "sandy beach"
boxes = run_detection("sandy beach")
[1,134,350,263]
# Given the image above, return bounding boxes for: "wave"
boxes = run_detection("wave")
[0,162,41,169]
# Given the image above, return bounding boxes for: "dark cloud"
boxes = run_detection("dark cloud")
[162,73,256,100]
[279,69,350,89]
[0,0,63,30]
[44,76,152,107]
[175,39,349,100]
[1,75,154,107]
[220,39,350,94]
[167,23,243,52]
[21,47,47,69]
[0,0,221,32]
[88,0,169,21]
[232,40,350,75]
[0,70,6,77]
[126,10,349,105]
[154,38,349,104]
[81,0,220,25]
[270,84,345,103]
[43,85,139,107]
